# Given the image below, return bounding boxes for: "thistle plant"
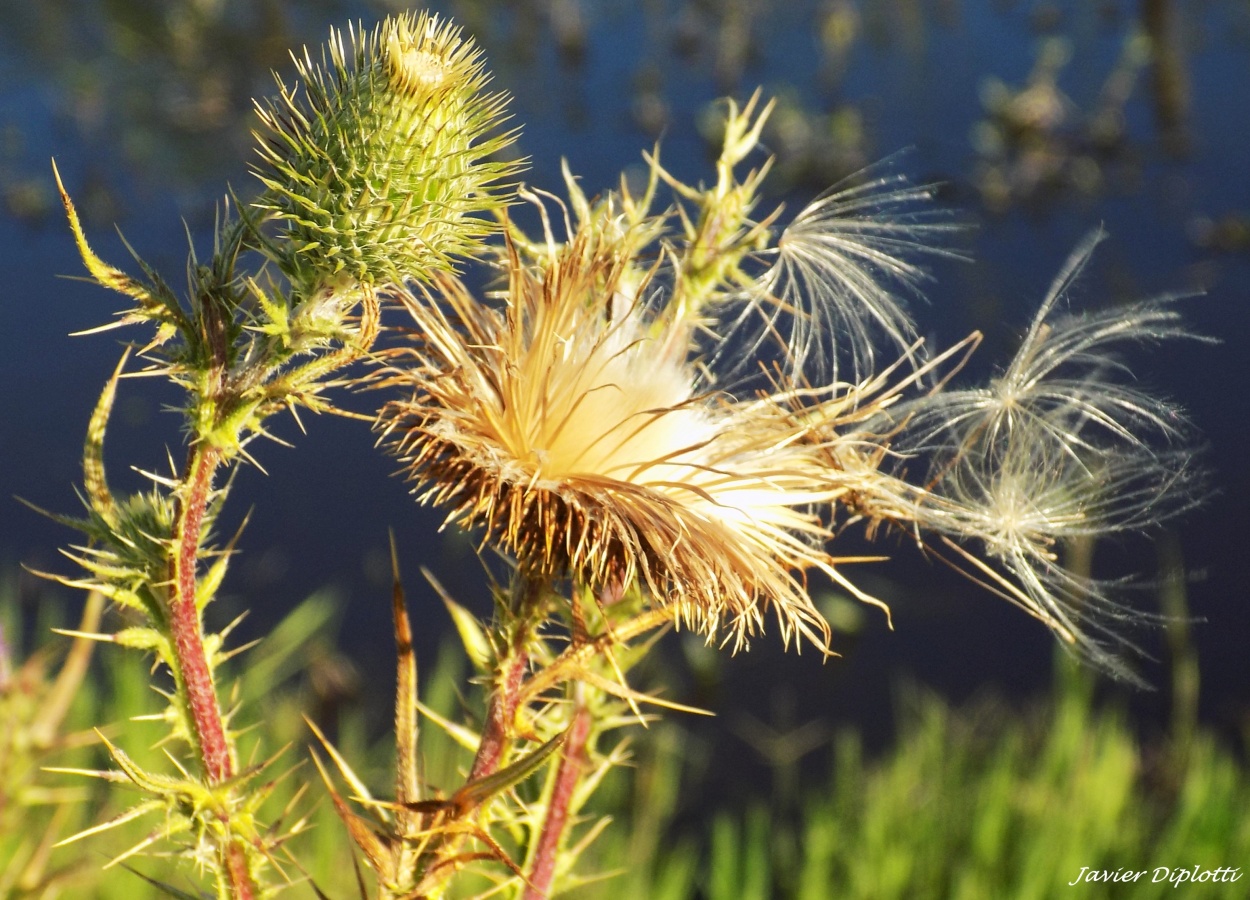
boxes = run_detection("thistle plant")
[40,9,1204,900]
[43,11,516,898]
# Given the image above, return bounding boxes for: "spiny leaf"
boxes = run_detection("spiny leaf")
[95,732,211,801]
[448,729,567,813]
[52,160,187,331]
[41,766,133,784]
[304,717,378,815]
[53,800,164,848]
[83,350,129,525]
[424,567,493,673]
[195,513,249,611]
[420,827,530,886]
[391,534,421,816]
[37,569,148,617]
[519,608,673,704]
[52,161,152,309]
[111,626,168,653]
[104,823,183,870]
[574,669,712,717]
[117,863,206,899]
[309,749,395,880]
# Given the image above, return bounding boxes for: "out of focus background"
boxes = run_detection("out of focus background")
[1,1,1249,893]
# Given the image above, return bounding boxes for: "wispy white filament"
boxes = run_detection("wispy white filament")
[718,162,964,385]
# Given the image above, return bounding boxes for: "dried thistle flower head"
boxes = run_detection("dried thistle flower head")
[376,217,904,651]
[252,11,521,292]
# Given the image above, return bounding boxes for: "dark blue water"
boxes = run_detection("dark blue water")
[2,1,1248,771]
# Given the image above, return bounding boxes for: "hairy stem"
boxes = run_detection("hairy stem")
[468,650,529,784]
[522,701,591,900]
[169,445,231,784]
[416,579,546,898]
[224,842,256,900]
[169,445,257,900]
[468,578,545,783]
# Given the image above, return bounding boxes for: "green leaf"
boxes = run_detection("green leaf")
[450,729,568,812]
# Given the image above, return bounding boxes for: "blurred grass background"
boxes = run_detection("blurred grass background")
[5,560,1246,898]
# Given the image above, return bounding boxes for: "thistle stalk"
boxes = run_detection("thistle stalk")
[167,444,261,900]
[224,844,257,900]
[468,577,544,783]
[411,577,546,898]
[468,650,532,785]
[169,446,231,785]
[522,700,591,900]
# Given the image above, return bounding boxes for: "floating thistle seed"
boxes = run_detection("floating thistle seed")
[879,231,1206,683]
[252,11,521,293]
[724,160,964,385]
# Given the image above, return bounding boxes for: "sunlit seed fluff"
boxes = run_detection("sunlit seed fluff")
[376,225,898,652]
[915,432,1200,684]
[724,161,964,385]
[892,230,1195,460]
[252,11,521,293]
[879,231,1206,683]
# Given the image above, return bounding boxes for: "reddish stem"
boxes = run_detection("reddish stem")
[224,842,256,900]
[468,577,543,782]
[522,704,591,900]
[468,650,529,783]
[168,445,257,900]
[169,445,233,784]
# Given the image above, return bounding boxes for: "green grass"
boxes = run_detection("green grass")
[6,578,1247,899]
[577,662,1249,900]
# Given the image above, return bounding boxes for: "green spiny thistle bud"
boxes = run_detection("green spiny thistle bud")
[252,11,521,292]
